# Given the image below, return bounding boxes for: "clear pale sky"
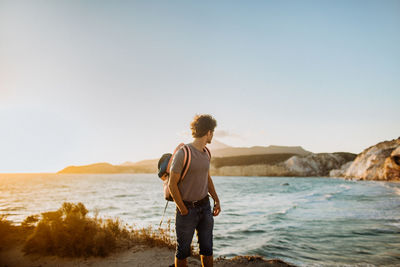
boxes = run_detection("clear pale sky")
[1,0,399,173]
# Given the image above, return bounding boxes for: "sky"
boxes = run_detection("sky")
[0,0,399,173]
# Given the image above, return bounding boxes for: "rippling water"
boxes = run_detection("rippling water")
[1,173,399,266]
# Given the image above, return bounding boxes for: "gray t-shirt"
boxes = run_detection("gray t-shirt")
[170,143,210,201]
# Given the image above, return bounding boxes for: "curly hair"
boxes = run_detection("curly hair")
[190,114,217,138]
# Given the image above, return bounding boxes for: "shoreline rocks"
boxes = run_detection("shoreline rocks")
[383,146,400,180]
[211,152,356,177]
[283,152,356,177]
[330,137,400,181]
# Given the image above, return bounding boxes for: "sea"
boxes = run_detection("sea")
[0,173,399,266]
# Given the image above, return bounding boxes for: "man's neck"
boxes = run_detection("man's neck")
[191,138,207,152]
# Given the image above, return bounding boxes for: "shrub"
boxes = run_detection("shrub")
[23,202,130,257]
[0,215,14,250]
[21,215,39,229]
[130,219,199,257]
[20,202,180,258]
[131,219,175,249]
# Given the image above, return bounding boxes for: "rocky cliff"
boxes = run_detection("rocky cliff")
[330,138,400,181]
[210,152,356,177]
[210,164,289,176]
[284,153,356,177]
[211,145,311,157]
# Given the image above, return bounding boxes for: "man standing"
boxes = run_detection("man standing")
[169,114,221,267]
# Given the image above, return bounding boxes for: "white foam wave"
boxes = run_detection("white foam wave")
[393,187,400,196]
[379,183,400,196]
[339,184,351,190]
[386,222,400,229]
[276,209,288,215]
[276,203,298,215]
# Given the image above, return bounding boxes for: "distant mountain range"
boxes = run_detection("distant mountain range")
[58,140,312,174]
[57,138,400,181]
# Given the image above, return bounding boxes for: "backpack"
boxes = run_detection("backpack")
[157,143,211,201]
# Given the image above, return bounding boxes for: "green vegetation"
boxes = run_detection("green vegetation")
[1,202,176,258]
[211,153,298,168]
[331,152,357,162]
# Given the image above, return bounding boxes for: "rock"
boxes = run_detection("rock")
[284,153,356,176]
[210,152,356,177]
[344,138,400,181]
[329,161,353,177]
[383,146,400,180]
[215,255,296,266]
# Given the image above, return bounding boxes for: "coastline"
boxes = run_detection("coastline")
[1,176,399,266]
[3,172,398,183]
[52,137,400,181]
[0,201,296,267]
[0,245,294,267]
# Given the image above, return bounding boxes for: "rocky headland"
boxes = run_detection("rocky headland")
[211,152,356,177]
[283,152,356,177]
[329,137,400,181]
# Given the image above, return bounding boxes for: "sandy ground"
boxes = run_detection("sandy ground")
[0,245,294,267]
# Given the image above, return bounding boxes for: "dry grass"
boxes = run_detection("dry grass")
[130,219,200,258]
[0,214,33,251]
[22,202,130,257]
[130,219,176,250]
[1,202,203,259]
[19,202,176,257]
[0,215,15,250]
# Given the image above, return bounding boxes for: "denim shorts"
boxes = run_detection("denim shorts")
[175,198,214,259]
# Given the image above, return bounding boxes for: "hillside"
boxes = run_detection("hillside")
[58,142,357,177]
[212,153,298,168]
[57,162,154,174]
[211,145,311,157]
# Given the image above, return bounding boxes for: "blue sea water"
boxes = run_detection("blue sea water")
[0,174,399,266]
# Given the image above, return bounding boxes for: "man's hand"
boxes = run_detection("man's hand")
[178,205,189,216]
[208,173,220,217]
[169,171,189,216]
[213,201,221,216]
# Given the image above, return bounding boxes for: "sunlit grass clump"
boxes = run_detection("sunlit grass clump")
[15,202,175,258]
[22,202,131,257]
[131,219,175,250]
[0,202,176,257]
[0,215,15,250]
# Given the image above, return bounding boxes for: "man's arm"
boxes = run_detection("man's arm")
[168,171,188,215]
[208,172,221,216]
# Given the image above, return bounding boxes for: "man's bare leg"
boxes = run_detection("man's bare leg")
[175,257,188,267]
[201,255,213,267]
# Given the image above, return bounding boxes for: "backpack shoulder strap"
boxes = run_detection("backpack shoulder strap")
[204,146,211,160]
[180,145,191,181]
[166,143,185,174]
